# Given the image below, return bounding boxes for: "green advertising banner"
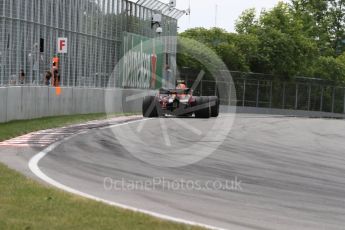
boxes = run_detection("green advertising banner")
[121,32,164,89]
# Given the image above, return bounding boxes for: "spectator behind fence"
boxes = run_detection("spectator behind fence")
[45,71,52,86]
[53,69,60,87]
[19,69,25,84]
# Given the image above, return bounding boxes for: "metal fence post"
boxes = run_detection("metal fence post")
[269,81,273,108]
[331,87,335,113]
[282,82,286,109]
[343,87,345,114]
[307,84,311,111]
[320,86,324,112]
[200,80,203,96]
[228,82,232,105]
[242,79,246,107]
[295,83,299,110]
[0,11,4,85]
[256,80,260,107]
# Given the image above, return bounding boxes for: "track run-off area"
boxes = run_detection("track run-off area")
[1,114,345,230]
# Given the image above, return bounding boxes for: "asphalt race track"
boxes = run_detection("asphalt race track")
[31,114,345,230]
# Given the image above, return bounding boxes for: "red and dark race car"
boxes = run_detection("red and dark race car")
[142,84,219,118]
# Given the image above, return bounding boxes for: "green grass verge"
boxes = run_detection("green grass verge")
[0,113,132,142]
[0,164,203,230]
[0,114,204,230]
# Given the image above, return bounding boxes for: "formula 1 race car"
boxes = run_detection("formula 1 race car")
[142,87,219,118]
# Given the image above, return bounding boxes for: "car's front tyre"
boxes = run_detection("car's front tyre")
[142,96,159,118]
[209,96,220,117]
[194,97,211,118]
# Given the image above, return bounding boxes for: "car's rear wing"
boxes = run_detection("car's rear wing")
[159,88,191,95]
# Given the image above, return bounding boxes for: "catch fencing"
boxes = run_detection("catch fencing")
[184,72,345,114]
[0,0,178,87]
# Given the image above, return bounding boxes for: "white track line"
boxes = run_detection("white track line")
[28,118,225,230]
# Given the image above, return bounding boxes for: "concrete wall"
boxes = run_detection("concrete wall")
[222,106,345,119]
[0,86,147,123]
[1,86,345,124]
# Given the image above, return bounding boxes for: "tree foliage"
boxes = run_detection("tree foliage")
[178,0,345,83]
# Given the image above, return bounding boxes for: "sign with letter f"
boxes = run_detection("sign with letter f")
[57,38,68,54]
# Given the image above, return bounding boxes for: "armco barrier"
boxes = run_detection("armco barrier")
[0,86,147,123]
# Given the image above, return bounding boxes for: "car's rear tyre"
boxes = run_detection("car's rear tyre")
[209,96,219,117]
[194,97,211,118]
[143,96,158,118]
